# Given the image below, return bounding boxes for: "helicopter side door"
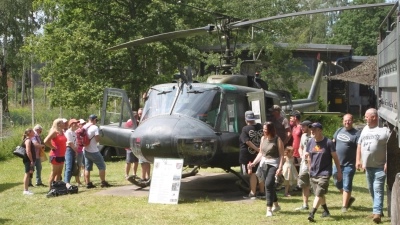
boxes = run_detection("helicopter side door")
[246,92,277,123]
[99,88,136,148]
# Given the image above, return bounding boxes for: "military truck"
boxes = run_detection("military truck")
[377,2,400,224]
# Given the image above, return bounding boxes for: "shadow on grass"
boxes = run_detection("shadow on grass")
[0,218,11,224]
[0,182,20,193]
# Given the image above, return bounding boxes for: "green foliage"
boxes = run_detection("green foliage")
[304,115,343,139]
[329,0,388,55]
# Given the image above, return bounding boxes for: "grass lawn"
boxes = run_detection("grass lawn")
[0,157,391,225]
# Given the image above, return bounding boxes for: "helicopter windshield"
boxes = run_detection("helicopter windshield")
[142,84,221,127]
[141,84,177,121]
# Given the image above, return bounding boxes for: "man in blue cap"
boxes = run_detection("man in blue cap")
[305,122,342,222]
[83,114,112,189]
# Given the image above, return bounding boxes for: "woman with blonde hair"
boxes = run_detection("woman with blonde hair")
[44,118,67,188]
[21,128,36,195]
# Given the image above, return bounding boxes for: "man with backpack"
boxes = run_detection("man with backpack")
[82,114,112,188]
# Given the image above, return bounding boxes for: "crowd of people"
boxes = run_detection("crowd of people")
[241,106,387,224]
[21,114,112,196]
[20,106,388,223]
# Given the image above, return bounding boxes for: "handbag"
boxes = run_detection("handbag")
[40,148,47,162]
[71,159,79,176]
[13,146,27,158]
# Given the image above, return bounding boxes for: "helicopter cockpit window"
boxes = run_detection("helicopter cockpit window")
[103,90,132,127]
[141,85,177,121]
[220,96,238,133]
[172,86,221,127]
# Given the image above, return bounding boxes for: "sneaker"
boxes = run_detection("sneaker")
[100,181,112,188]
[341,207,348,213]
[272,205,281,212]
[28,184,34,187]
[23,190,34,195]
[321,211,331,218]
[307,212,315,222]
[295,205,309,211]
[266,210,273,217]
[243,193,256,200]
[86,182,96,189]
[256,192,266,199]
[35,183,46,187]
[284,193,291,197]
[347,197,355,208]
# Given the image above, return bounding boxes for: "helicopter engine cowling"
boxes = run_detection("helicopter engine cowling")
[130,114,220,166]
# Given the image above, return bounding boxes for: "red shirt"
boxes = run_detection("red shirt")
[292,125,302,157]
[49,131,67,157]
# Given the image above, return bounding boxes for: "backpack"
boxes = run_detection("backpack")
[76,124,93,147]
[46,181,78,198]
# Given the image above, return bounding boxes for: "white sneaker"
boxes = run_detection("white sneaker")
[272,205,281,212]
[266,210,273,217]
[23,190,34,195]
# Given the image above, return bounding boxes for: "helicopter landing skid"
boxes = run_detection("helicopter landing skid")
[127,176,151,188]
[181,166,200,178]
[224,168,251,193]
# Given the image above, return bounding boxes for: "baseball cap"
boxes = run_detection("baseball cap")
[89,114,98,120]
[290,110,301,117]
[68,119,78,127]
[62,118,68,123]
[310,122,323,130]
[268,105,281,112]
[78,119,86,124]
[300,120,312,126]
[245,111,256,121]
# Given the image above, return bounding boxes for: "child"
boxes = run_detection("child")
[282,146,298,197]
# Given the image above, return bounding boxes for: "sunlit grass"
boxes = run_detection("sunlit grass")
[0,157,391,225]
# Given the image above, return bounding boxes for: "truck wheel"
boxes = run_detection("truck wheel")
[392,173,400,225]
[102,147,114,161]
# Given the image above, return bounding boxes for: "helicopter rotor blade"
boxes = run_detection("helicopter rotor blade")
[231,3,394,28]
[107,25,216,51]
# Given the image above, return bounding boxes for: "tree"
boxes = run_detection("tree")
[329,0,389,55]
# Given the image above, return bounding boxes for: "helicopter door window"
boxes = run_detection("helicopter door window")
[104,94,124,126]
[220,96,238,133]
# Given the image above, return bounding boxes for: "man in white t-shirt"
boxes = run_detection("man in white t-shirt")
[356,108,389,223]
[83,114,112,189]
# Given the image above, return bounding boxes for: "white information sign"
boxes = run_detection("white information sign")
[148,158,184,204]
[251,100,262,124]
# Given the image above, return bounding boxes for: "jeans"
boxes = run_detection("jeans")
[34,158,42,184]
[333,165,355,192]
[365,167,386,215]
[64,147,76,183]
[262,164,278,207]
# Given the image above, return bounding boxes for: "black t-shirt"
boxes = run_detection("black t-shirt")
[239,123,263,164]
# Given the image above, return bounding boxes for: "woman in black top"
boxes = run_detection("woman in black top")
[22,128,36,195]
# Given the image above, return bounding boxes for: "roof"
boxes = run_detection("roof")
[328,55,377,86]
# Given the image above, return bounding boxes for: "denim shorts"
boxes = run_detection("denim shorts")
[84,151,106,171]
[333,165,356,192]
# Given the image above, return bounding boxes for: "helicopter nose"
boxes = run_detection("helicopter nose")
[131,115,218,164]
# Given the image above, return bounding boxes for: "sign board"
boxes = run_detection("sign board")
[148,158,184,204]
[251,100,261,124]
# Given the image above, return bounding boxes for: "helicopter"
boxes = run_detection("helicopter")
[99,2,394,187]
